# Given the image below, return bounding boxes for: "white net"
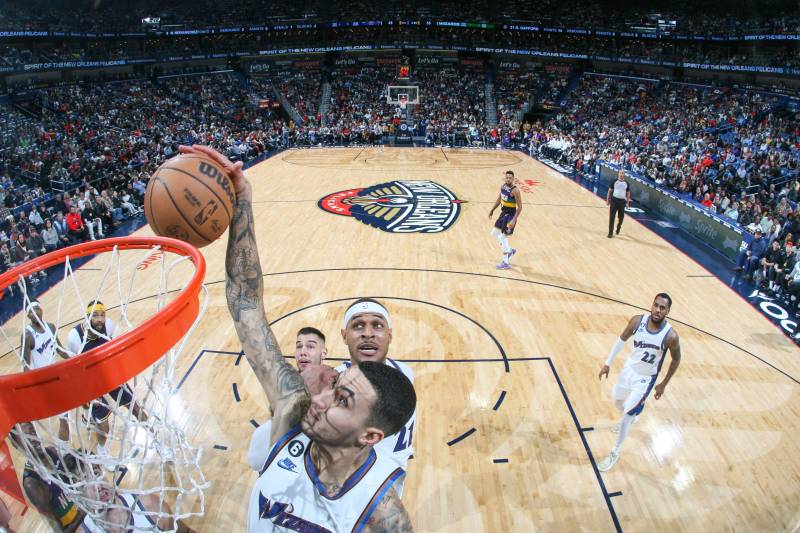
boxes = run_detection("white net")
[0,242,209,531]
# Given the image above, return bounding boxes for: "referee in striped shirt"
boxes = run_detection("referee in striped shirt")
[607,169,631,238]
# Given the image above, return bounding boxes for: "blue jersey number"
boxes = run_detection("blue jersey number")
[641,351,656,364]
[393,422,414,452]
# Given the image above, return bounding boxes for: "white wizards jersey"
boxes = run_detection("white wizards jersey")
[336,359,415,470]
[24,325,57,370]
[625,313,672,376]
[248,426,405,533]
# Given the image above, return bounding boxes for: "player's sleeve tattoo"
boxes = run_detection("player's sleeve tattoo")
[225,196,309,420]
[364,486,413,533]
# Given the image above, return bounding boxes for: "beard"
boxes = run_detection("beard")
[87,322,106,338]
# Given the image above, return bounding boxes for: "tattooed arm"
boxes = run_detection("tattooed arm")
[179,145,310,442]
[364,486,414,533]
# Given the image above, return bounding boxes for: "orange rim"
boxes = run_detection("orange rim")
[0,236,206,440]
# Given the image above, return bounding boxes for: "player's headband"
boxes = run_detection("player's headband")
[87,303,106,315]
[27,301,41,311]
[343,301,391,330]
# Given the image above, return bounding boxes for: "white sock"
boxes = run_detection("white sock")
[491,228,508,261]
[612,413,636,454]
[491,227,503,244]
[499,234,512,258]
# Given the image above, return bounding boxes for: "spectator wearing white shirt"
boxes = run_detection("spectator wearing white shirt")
[759,215,774,235]
[28,208,43,227]
[724,202,739,221]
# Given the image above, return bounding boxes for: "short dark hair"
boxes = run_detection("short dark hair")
[297,326,325,344]
[654,292,672,308]
[359,361,416,437]
[505,170,514,176]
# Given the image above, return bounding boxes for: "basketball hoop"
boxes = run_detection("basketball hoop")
[0,236,209,530]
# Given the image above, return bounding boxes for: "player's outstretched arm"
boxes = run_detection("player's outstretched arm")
[364,486,414,533]
[599,314,641,379]
[654,330,681,400]
[181,145,310,439]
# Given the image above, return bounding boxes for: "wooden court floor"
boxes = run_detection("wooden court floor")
[3,147,799,532]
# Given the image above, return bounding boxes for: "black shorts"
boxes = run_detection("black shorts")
[494,211,516,235]
[91,385,134,421]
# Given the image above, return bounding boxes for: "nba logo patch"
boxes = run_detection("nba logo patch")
[318,180,465,233]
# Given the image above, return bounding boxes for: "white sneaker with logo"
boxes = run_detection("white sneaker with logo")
[597,450,620,472]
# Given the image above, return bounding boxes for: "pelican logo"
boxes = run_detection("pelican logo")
[318,180,464,233]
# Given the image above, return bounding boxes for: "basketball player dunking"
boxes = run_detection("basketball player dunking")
[597,293,682,471]
[182,144,415,532]
[489,170,522,270]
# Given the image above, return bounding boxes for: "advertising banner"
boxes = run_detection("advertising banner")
[597,162,744,260]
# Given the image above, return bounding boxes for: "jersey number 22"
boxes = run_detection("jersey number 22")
[641,351,656,364]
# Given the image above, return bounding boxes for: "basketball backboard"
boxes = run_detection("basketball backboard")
[387,85,419,106]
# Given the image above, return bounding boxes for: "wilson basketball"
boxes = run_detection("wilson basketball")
[144,154,236,248]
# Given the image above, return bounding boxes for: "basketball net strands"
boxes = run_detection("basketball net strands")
[0,237,209,531]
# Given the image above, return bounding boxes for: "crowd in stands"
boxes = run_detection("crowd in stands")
[0,0,797,36]
[413,66,486,144]
[493,69,571,127]
[2,25,797,75]
[0,72,291,290]
[322,64,398,143]
[1,58,798,305]
[528,73,800,301]
[271,70,323,125]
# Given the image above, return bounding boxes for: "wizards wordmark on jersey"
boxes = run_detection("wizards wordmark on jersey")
[318,180,465,233]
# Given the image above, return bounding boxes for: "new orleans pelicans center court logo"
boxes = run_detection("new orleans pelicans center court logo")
[318,180,464,233]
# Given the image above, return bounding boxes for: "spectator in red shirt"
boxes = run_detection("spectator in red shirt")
[65,206,88,242]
